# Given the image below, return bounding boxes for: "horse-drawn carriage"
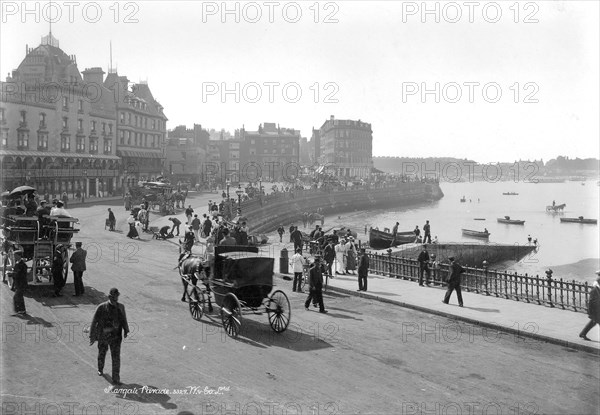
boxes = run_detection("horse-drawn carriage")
[130,182,175,215]
[1,188,79,288]
[179,245,291,338]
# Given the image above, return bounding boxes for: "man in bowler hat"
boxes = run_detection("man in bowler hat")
[442,257,465,307]
[70,242,87,296]
[304,255,328,313]
[90,288,129,385]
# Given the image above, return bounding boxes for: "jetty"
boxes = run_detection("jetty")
[373,242,537,267]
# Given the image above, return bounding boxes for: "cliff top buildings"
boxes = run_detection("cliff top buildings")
[313,115,373,179]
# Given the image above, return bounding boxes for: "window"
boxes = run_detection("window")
[90,138,98,153]
[91,120,96,131]
[134,115,138,127]
[102,122,106,134]
[18,131,29,148]
[62,117,68,129]
[62,96,69,110]
[120,112,125,123]
[61,135,70,151]
[78,119,83,131]
[108,123,113,134]
[76,136,85,152]
[0,108,5,123]
[78,99,83,112]
[104,139,112,153]
[128,113,131,124]
[39,113,46,128]
[20,110,26,124]
[119,130,124,144]
[152,120,155,130]
[126,131,131,145]
[1,129,8,146]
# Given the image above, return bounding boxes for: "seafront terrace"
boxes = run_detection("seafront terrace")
[368,254,592,314]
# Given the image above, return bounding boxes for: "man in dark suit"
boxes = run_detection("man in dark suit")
[579,271,600,341]
[70,242,87,296]
[358,248,370,292]
[290,226,303,254]
[417,245,431,286]
[323,240,335,277]
[12,251,28,314]
[304,255,327,313]
[442,257,465,307]
[89,288,129,385]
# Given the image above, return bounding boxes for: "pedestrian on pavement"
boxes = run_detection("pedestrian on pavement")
[442,257,465,307]
[304,255,327,313]
[290,226,303,253]
[579,271,600,341]
[191,214,201,242]
[289,224,295,242]
[335,239,346,275]
[277,225,285,243]
[358,248,369,291]
[390,222,399,247]
[202,216,213,239]
[290,248,306,292]
[70,242,87,296]
[52,245,65,297]
[169,217,182,236]
[323,240,335,278]
[423,220,432,244]
[12,251,28,314]
[126,213,138,239]
[417,245,431,286]
[107,208,116,231]
[346,237,357,274]
[413,225,421,243]
[89,287,129,386]
[185,205,194,225]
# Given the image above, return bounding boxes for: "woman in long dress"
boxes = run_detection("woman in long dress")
[127,213,138,239]
[346,239,357,274]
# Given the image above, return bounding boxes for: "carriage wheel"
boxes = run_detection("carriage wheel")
[267,290,291,333]
[188,287,206,321]
[3,247,16,289]
[220,293,242,338]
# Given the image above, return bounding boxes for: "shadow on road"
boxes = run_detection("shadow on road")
[24,285,108,307]
[462,306,500,313]
[110,382,177,411]
[190,312,336,351]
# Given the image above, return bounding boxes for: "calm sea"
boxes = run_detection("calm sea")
[332,180,600,282]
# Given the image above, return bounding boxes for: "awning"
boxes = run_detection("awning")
[0,150,121,161]
[371,167,385,174]
[117,150,163,159]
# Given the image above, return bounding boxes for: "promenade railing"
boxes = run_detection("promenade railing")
[368,252,591,314]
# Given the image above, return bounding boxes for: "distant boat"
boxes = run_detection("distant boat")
[474,218,486,221]
[369,228,414,249]
[560,217,597,224]
[534,178,565,183]
[502,192,519,195]
[569,177,586,181]
[462,229,490,239]
[460,196,466,203]
[497,216,525,225]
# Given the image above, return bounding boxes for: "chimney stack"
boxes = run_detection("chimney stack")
[330,115,334,120]
[81,67,105,85]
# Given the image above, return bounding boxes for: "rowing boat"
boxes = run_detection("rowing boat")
[461,229,490,239]
[497,216,525,225]
[560,217,597,224]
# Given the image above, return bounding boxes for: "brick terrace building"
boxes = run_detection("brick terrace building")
[238,122,300,182]
[104,73,167,189]
[0,34,120,197]
[315,115,373,179]
[165,124,209,186]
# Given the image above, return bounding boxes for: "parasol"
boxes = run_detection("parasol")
[9,186,36,197]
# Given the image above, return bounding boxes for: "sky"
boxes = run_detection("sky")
[1,0,598,163]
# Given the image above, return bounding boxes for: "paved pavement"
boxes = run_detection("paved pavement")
[110,191,600,355]
[322,269,600,354]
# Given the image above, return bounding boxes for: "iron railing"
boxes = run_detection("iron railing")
[368,252,591,313]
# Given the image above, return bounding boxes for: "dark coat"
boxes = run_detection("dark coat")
[358,254,370,275]
[448,261,465,284]
[417,250,430,265]
[588,284,600,323]
[90,301,129,343]
[13,260,28,290]
[291,229,303,244]
[323,244,335,262]
[70,248,87,272]
[309,263,324,289]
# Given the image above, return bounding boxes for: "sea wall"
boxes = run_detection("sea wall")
[243,182,444,234]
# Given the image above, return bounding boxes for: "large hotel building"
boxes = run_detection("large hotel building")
[0,34,167,196]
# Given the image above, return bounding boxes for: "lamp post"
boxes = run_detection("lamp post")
[235,184,243,215]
